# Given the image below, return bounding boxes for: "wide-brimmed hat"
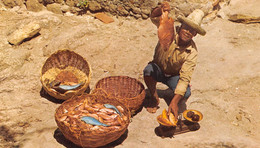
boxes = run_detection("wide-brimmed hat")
[178,9,206,36]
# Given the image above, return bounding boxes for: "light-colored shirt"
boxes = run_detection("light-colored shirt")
[150,13,198,96]
[152,35,198,96]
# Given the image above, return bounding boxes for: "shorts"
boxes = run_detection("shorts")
[143,62,191,99]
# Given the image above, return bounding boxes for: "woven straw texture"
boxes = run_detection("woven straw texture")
[94,76,146,113]
[40,49,91,100]
[55,93,131,148]
[91,88,109,97]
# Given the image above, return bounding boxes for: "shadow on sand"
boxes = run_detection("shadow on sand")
[39,86,91,104]
[53,128,128,148]
[154,120,200,138]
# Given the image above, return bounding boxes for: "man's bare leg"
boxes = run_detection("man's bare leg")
[144,76,160,113]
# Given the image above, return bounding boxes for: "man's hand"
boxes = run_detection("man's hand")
[150,2,171,18]
[161,1,171,12]
[168,94,182,121]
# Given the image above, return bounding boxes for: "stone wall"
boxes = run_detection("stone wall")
[1,0,230,19]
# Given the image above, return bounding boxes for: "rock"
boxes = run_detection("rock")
[46,3,63,14]
[2,0,23,8]
[141,8,150,16]
[65,0,78,7]
[0,4,7,11]
[117,5,129,16]
[107,4,117,14]
[202,10,218,24]
[64,11,74,16]
[217,8,228,20]
[88,1,102,12]
[42,0,63,4]
[133,14,142,19]
[54,0,63,4]
[13,4,27,14]
[94,12,114,24]
[177,3,193,16]
[26,0,44,12]
[141,13,149,19]
[10,6,20,12]
[132,7,141,14]
[61,4,70,13]
[228,14,260,24]
[8,22,41,45]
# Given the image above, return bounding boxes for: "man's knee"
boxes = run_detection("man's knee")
[143,67,151,77]
[143,63,155,77]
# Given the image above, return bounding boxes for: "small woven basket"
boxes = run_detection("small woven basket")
[40,49,92,100]
[94,76,146,114]
[55,93,131,148]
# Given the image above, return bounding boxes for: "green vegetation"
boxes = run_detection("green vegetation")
[77,0,89,9]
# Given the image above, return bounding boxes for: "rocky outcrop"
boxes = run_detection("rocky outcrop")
[2,0,24,8]
[26,0,44,12]
[1,0,227,21]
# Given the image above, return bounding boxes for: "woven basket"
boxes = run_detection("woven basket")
[94,76,146,114]
[55,93,131,148]
[90,88,109,97]
[40,49,92,100]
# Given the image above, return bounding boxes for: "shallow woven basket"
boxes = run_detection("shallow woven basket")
[94,76,146,113]
[40,49,91,100]
[55,93,131,148]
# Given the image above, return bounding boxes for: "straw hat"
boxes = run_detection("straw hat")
[178,9,206,36]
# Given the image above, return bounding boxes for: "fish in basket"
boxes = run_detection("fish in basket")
[40,49,92,100]
[55,93,131,147]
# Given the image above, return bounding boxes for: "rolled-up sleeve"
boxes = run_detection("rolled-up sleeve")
[174,49,197,96]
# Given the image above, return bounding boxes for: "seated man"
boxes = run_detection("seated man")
[143,2,206,120]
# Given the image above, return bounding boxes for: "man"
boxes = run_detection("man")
[143,2,206,120]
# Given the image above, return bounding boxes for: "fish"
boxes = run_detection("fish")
[52,82,83,93]
[81,116,110,127]
[104,104,122,116]
[96,112,114,120]
[99,108,115,115]
[58,82,83,90]
[59,115,68,122]
[116,105,124,113]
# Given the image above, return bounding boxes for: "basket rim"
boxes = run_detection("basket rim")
[93,76,146,112]
[40,49,92,77]
[94,75,145,90]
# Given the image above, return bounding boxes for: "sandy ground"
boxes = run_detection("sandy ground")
[0,2,260,148]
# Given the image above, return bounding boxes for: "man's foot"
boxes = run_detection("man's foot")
[145,97,160,113]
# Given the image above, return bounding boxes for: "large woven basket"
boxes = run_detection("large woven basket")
[55,93,131,148]
[94,76,146,114]
[40,49,91,100]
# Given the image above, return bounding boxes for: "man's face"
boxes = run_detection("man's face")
[179,24,197,42]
